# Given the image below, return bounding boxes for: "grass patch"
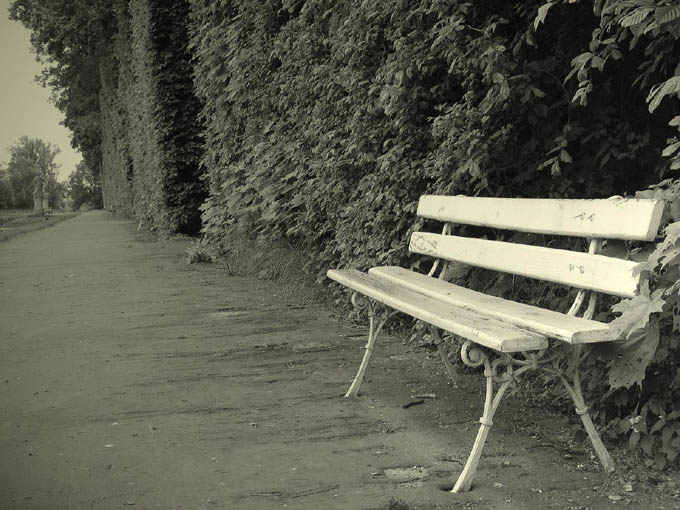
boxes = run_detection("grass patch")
[185,239,215,264]
[0,209,34,227]
[384,498,413,510]
[0,211,79,242]
[190,232,331,307]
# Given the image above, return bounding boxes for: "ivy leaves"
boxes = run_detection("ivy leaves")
[608,294,665,389]
[535,0,680,177]
[610,292,666,340]
[594,184,680,465]
[606,213,680,390]
[533,2,554,31]
[608,317,661,389]
[648,77,680,114]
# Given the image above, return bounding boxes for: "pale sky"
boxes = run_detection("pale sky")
[1,1,82,182]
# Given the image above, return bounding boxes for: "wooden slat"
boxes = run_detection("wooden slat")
[409,232,641,297]
[417,196,664,241]
[368,266,617,344]
[327,269,548,352]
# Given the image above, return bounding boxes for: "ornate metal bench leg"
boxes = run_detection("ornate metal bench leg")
[452,342,538,493]
[344,293,393,398]
[428,326,459,387]
[452,343,508,492]
[559,349,615,472]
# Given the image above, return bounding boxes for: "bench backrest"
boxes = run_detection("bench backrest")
[410,196,665,298]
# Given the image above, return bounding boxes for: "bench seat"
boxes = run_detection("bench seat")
[368,266,617,344]
[328,268,548,353]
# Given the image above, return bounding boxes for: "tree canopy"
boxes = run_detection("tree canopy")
[5,136,60,209]
[67,160,102,210]
[9,0,115,186]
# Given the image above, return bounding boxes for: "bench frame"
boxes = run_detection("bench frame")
[340,243,614,492]
[330,196,664,492]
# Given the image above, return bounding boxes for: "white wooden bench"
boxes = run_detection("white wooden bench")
[327,195,664,492]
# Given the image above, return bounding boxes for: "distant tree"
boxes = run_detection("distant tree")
[0,167,14,209]
[9,0,115,178]
[68,160,102,210]
[6,136,60,209]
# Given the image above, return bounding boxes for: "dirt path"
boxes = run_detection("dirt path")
[0,211,677,510]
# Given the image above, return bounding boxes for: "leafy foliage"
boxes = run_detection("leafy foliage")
[4,136,60,209]
[189,0,675,267]
[126,0,206,233]
[0,168,15,209]
[528,0,680,468]
[99,6,135,217]
[67,161,102,210]
[576,179,680,469]
[9,0,115,190]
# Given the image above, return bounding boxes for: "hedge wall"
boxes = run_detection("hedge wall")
[188,0,675,270]
[99,2,135,217]
[99,0,205,233]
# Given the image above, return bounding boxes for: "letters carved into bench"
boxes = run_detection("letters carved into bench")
[327,195,664,492]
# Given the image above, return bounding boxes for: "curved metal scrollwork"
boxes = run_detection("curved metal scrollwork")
[460,341,541,384]
[460,340,487,368]
[374,303,394,322]
[350,292,396,321]
[453,342,539,492]
[452,338,614,493]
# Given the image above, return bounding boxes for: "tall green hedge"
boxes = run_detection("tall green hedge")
[129,0,206,233]
[99,2,135,217]
[99,0,205,233]
[188,0,675,269]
